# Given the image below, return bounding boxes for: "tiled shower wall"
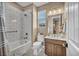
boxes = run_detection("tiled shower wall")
[4,2,23,44]
[4,2,23,54]
[4,2,33,56]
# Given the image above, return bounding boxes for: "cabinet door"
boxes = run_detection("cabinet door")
[51,44,56,56]
[45,42,52,56]
[56,45,66,56]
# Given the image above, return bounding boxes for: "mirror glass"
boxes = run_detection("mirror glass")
[48,14,63,35]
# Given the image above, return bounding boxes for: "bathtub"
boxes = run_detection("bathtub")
[8,40,32,56]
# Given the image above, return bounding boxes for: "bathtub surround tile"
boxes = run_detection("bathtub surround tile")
[2,3,33,56]
[23,48,34,56]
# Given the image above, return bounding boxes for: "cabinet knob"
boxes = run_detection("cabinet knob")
[62,43,68,47]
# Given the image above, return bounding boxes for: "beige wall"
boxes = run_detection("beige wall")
[32,5,38,42]
[38,2,65,35]
[38,2,64,12]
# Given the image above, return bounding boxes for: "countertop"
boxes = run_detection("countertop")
[44,35,66,41]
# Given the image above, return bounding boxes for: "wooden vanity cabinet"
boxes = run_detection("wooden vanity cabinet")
[45,38,66,56]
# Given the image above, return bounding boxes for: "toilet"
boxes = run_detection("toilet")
[33,33,44,55]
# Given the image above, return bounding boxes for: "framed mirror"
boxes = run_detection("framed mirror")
[48,14,62,35]
[53,14,62,34]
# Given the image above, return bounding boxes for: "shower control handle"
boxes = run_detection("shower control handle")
[25,33,28,35]
[24,37,27,39]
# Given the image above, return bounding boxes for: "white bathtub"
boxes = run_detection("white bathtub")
[8,40,32,56]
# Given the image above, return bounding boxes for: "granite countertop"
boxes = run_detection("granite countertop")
[44,35,66,41]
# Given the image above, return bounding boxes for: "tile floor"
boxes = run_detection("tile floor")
[23,46,46,56]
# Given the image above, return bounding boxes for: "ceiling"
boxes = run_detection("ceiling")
[17,2,48,7]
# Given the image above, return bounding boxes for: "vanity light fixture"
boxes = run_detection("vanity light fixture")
[48,8,63,16]
[58,9,61,13]
[48,11,52,16]
[53,10,56,15]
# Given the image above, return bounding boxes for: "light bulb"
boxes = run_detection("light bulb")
[53,10,56,14]
[48,11,52,16]
[58,9,61,13]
